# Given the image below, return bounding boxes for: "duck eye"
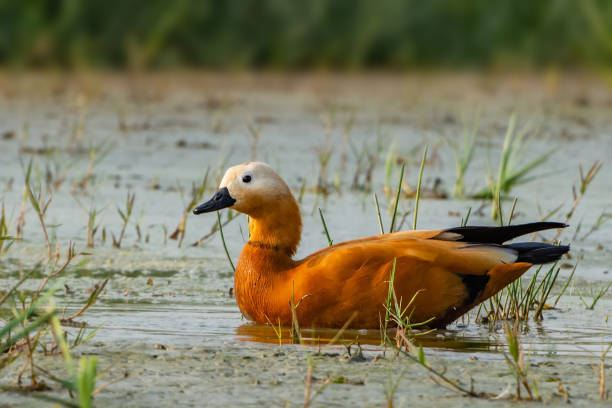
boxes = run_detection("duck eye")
[242,175,252,183]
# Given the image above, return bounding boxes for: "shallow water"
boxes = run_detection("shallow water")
[1,72,611,406]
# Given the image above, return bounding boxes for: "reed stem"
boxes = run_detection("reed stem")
[389,164,405,233]
[318,208,333,246]
[217,211,235,271]
[413,145,428,230]
[373,193,384,234]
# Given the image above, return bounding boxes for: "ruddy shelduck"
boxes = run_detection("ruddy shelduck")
[194,162,569,329]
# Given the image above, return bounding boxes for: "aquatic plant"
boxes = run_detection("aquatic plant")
[391,332,482,398]
[552,264,577,308]
[412,146,428,230]
[75,143,113,191]
[302,354,331,408]
[476,261,569,325]
[349,125,386,192]
[0,280,56,356]
[44,152,75,192]
[474,114,552,220]
[381,259,434,351]
[170,168,209,247]
[460,207,472,227]
[264,316,283,349]
[373,193,384,234]
[74,197,106,248]
[339,112,355,172]
[0,202,15,259]
[383,365,404,408]
[0,171,109,404]
[553,161,603,241]
[383,143,395,195]
[597,342,612,400]
[314,139,334,195]
[504,323,539,400]
[388,164,405,233]
[0,284,58,399]
[470,190,570,325]
[0,257,108,405]
[580,211,612,241]
[23,159,53,257]
[448,109,480,198]
[318,208,333,246]
[112,191,135,248]
[578,281,612,310]
[288,288,362,406]
[50,316,100,408]
[62,279,109,323]
[297,179,307,205]
[374,145,427,235]
[381,259,397,344]
[134,209,145,243]
[191,208,237,247]
[217,211,235,272]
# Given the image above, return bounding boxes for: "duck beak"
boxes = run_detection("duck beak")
[193,187,236,214]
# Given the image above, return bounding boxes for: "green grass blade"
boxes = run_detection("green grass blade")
[389,163,405,233]
[373,193,384,234]
[413,146,428,230]
[78,356,98,408]
[0,309,56,353]
[217,211,235,271]
[318,208,333,246]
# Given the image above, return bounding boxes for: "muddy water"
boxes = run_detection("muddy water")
[0,72,611,406]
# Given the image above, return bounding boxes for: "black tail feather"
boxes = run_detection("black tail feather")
[445,222,567,245]
[505,242,570,264]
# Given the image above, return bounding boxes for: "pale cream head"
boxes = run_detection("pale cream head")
[219,162,293,216]
[193,161,302,254]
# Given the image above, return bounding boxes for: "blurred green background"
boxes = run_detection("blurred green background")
[1,0,611,69]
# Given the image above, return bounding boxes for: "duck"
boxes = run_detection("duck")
[193,162,569,329]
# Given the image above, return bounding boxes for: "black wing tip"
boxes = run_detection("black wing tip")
[542,222,568,229]
[445,222,568,244]
[507,242,570,264]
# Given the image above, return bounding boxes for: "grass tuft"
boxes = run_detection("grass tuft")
[112,191,135,249]
[449,109,480,198]
[170,168,209,247]
[504,323,538,400]
[474,115,553,220]
[477,262,570,324]
[578,281,612,310]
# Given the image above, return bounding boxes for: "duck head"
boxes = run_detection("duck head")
[193,162,293,217]
[193,162,302,254]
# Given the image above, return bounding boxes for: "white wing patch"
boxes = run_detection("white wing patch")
[458,245,518,264]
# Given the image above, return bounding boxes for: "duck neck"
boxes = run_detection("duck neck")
[247,194,302,258]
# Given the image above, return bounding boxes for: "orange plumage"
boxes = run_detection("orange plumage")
[194,162,568,329]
